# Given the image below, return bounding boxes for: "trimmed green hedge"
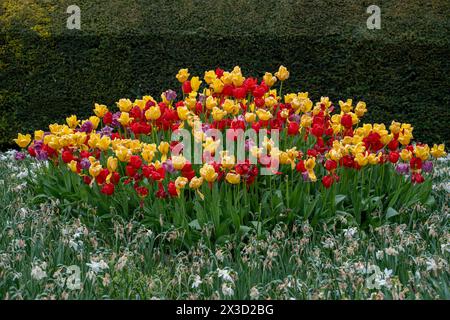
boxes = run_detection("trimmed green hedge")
[1,0,449,149]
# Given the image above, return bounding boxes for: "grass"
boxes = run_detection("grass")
[0,150,449,300]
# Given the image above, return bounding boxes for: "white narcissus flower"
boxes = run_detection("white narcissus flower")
[31,265,47,280]
[191,275,202,289]
[86,259,108,273]
[221,283,234,297]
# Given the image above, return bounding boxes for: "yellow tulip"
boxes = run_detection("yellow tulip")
[355,101,367,118]
[172,155,187,170]
[107,156,118,172]
[205,96,217,110]
[400,149,412,161]
[200,163,218,183]
[339,99,353,113]
[256,109,272,121]
[14,133,32,148]
[67,160,78,173]
[66,115,80,129]
[177,106,190,121]
[176,68,190,83]
[226,173,241,184]
[94,103,109,118]
[212,107,227,121]
[34,130,44,141]
[89,164,102,177]
[430,144,446,158]
[116,99,133,112]
[190,76,202,92]
[204,70,217,84]
[97,136,111,151]
[245,112,256,123]
[414,145,430,161]
[145,106,161,120]
[211,78,224,93]
[263,72,277,87]
[175,176,188,190]
[118,112,132,126]
[89,116,100,129]
[355,152,369,167]
[115,146,131,162]
[275,65,290,81]
[189,176,204,189]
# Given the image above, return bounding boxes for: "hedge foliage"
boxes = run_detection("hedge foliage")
[1,0,449,149]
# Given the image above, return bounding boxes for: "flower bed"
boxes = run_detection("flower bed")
[14,66,446,241]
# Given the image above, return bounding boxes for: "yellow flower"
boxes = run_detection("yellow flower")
[97,136,111,151]
[118,112,132,126]
[94,103,109,118]
[66,115,80,129]
[355,152,369,167]
[430,144,446,158]
[304,157,317,182]
[203,137,221,155]
[34,130,44,141]
[189,176,204,189]
[116,98,133,112]
[368,152,381,165]
[172,155,187,170]
[177,106,190,121]
[221,153,235,169]
[89,163,102,177]
[414,145,430,161]
[107,156,118,172]
[339,99,353,113]
[158,141,170,162]
[89,116,100,129]
[275,65,290,81]
[200,163,218,183]
[400,149,412,161]
[115,146,131,162]
[205,96,217,110]
[212,107,227,121]
[225,172,241,184]
[175,176,188,189]
[245,112,256,123]
[211,78,224,93]
[190,76,202,92]
[256,109,272,121]
[176,68,190,83]
[300,114,312,128]
[67,160,78,173]
[389,121,401,135]
[263,72,277,87]
[14,133,32,148]
[145,106,161,120]
[204,70,217,84]
[355,101,367,118]
[265,96,278,108]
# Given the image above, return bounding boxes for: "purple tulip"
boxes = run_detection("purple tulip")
[80,158,91,170]
[15,151,25,161]
[36,150,48,161]
[164,89,177,101]
[396,163,409,175]
[99,126,113,137]
[80,121,93,133]
[162,159,175,174]
[422,161,433,173]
